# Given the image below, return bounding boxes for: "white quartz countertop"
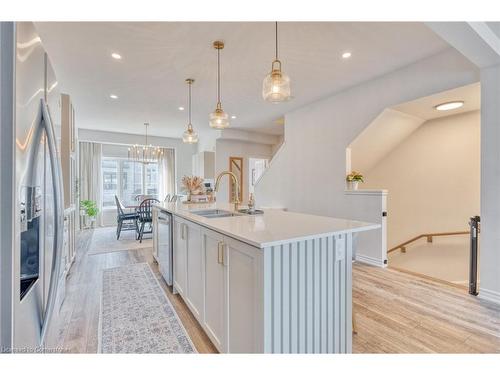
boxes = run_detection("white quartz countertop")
[153,202,380,249]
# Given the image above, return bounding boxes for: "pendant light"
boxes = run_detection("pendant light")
[182,78,198,144]
[262,22,291,102]
[209,40,230,129]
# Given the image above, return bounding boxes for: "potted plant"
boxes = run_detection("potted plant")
[346,171,364,190]
[80,200,99,228]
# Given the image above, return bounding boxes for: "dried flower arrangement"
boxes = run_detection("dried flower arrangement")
[181,175,205,195]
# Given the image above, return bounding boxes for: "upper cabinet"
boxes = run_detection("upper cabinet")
[60,93,77,209]
[192,151,215,179]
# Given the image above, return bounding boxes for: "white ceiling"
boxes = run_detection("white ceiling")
[393,82,480,120]
[351,83,480,174]
[34,22,449,139]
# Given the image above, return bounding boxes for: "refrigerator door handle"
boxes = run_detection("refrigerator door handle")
[39,98,64,345]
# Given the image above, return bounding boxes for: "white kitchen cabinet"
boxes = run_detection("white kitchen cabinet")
[171,220,265,353]
[201,227,227,352]
[173,217,187,296]
[225,236,263,353]
[185,220,203,321]
[192,151,215,179]
[199,227,263,353]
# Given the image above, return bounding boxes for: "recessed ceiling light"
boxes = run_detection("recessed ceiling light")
[110,94,118,99]
[111,53,122,60]
[342,52,352,59]
[178,106,185,111]
[231,115,237,119]
[435,101,464,111]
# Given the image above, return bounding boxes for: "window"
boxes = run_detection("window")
[102,158,159,207]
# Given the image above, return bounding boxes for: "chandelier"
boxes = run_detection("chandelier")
[128,122,163,164]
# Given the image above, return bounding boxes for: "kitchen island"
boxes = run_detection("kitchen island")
[152,202,379,353]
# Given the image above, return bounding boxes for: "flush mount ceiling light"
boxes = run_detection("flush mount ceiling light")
[231,115,237,119]
[111,52,122,60]
[342,51,352,59]
[262,22,291,103]
[182,79,198,144]
[434,101,464,111]
[209,40,230,129]
[178,106,185,111]
[110,94,118,99]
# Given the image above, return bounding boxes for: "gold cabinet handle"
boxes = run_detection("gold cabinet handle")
[217,241,224,265]
[181,223,187,240]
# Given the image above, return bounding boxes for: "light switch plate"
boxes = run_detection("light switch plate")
[335,236,345,261]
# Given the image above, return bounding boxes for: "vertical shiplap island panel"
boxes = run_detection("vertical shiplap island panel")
[263,233,353,353]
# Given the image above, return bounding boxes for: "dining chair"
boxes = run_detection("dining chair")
[169,195,180,202]
[115,195,139,240]
[136,198,160,243]
[135,194,153,202]
[164,194,171,202]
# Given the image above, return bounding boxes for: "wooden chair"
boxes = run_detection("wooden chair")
[136,198,160,243]
[115,195,139,240]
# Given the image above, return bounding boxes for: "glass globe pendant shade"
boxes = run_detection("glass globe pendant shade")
[262,60,291,102]
[209,103,230,129]
[182,124,198,144]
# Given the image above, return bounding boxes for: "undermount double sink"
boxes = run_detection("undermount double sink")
[193,208,264,219]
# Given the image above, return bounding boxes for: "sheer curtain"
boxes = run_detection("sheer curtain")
[79,141,102,227]
[158,148,176,201]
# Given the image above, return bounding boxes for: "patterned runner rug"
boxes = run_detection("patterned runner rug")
[99,262,196,353]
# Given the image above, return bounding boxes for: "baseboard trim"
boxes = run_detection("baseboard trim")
[479,288,500,305]
[355,254,387,268]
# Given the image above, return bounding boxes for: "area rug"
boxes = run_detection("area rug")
[98,262,196,353]
[87,226,152,255]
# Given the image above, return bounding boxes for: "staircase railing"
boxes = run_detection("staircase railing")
[388,230,469,254]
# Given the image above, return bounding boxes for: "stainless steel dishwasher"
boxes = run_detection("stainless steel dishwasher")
[157,210,173,286]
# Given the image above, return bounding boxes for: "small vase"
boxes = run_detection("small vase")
[348,181,359,190]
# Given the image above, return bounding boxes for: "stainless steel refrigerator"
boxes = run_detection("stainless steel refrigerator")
[0,21,64,352]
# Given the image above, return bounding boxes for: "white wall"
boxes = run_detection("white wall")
[362,111,480,249]
[196,130,217,153]
[255,48,479,266]
[215,139,273,205]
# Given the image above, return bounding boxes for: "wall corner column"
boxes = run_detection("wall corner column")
[479,63,500,304]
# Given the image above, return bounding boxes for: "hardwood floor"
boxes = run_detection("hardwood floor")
[55,229,500,353]
[54,229,217,353]
[353,263,500,353]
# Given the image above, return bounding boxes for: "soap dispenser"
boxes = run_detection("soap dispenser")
[248,193,256,213]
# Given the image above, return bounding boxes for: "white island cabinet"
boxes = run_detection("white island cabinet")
[157,202,380,353]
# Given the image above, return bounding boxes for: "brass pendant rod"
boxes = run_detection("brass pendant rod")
[217,46,221,104]
[275,21,278,61]
[188,80,192,125]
